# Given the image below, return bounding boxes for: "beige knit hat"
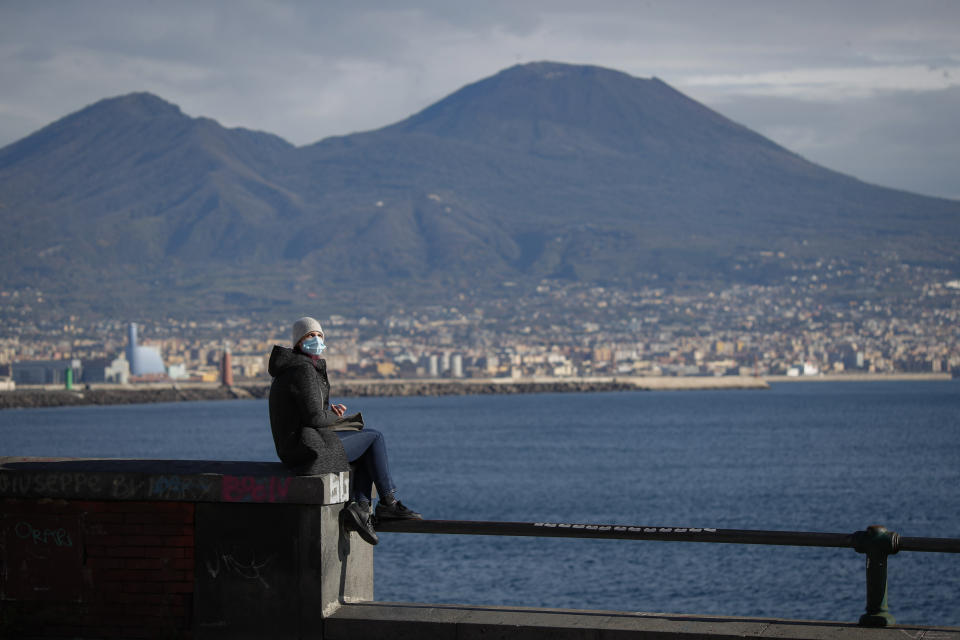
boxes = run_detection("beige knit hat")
[292,316,324,346]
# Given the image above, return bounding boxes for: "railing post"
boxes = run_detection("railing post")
[853,524,900,627]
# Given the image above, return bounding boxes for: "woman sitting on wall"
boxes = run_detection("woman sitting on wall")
[268,316,421,545]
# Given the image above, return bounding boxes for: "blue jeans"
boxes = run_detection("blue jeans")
[335,428,397,504]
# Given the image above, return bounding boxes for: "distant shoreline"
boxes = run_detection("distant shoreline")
[0,373,952,410]
[764,373,953,383]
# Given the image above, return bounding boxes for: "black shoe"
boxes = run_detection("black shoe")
[375,500,422,521]
[341,501,379,545]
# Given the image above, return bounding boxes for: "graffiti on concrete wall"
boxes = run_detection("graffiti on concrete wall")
[0,472,273,502]
[2,513,83,601]
[221,476,292,503]
[205,545,277,589]
[13,519,75,548]
[0,472,106,497]
[148,475,218,500]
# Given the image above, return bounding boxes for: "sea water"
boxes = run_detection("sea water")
[2,381,958,625]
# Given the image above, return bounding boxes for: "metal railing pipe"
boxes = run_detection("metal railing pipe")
[377,519,959,553]
[374,518,960,627]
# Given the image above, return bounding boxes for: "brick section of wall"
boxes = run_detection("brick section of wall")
[1,498,195,639]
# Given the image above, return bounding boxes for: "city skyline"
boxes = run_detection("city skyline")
[4,258,958,384]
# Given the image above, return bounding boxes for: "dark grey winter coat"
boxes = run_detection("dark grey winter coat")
[268,345,362,475]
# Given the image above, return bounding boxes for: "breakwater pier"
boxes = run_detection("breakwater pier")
[2,456,958,639]
[0,376,773,409]
[4,374,954,410]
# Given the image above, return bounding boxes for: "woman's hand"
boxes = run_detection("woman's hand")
[331,403,347,417]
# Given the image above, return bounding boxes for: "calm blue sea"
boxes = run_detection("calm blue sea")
[2,381,958,625]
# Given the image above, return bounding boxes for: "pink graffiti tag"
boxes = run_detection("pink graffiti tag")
[221,475,292,503]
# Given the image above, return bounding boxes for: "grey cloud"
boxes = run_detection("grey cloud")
[703,87,960,200]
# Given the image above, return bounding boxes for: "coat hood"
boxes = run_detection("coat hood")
[268,345,319,377]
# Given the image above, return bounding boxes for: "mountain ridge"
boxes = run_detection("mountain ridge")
[1,61,957,318]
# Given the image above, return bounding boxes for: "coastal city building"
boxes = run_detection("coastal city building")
[126,323,166,378]
[1,257,958,386]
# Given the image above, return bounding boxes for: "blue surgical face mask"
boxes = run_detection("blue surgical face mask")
[300,335,326,355]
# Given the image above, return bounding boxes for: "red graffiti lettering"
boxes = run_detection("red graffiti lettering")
[221,476,292,503]
[271,477,291,500]
[222,475,241,501]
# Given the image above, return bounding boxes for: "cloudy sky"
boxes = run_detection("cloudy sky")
[2,0,958,199]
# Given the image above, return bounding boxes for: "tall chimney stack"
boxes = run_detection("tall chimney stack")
[127,323,140,376]
[221,344,234,387]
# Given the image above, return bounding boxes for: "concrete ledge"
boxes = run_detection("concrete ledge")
[1,458,372,638]
[326,602,960,640]
[0,456,350,504]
